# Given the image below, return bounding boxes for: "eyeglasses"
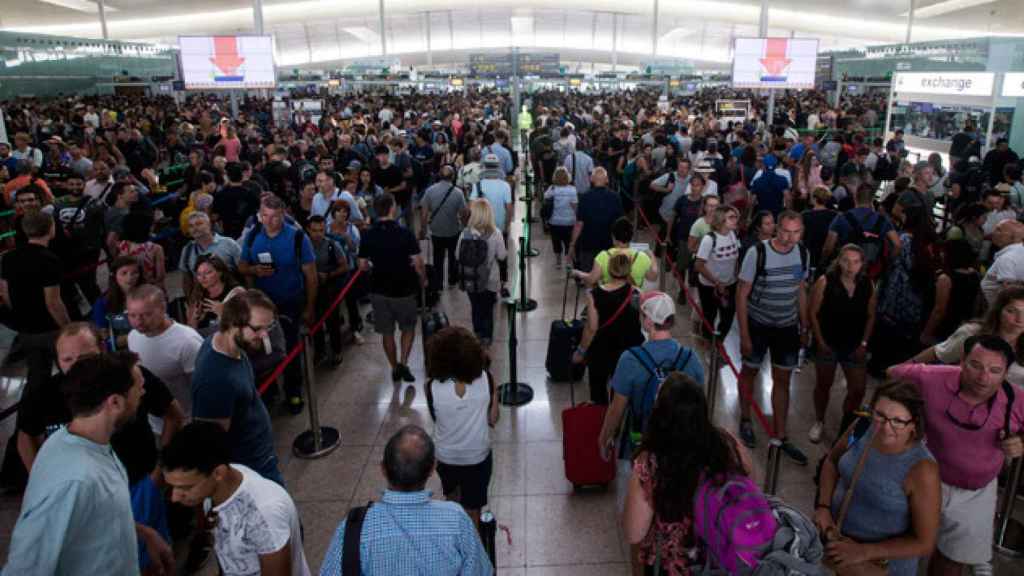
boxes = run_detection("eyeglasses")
[872,410,913,431]
[247,320,277,334]
[945,390,995,431]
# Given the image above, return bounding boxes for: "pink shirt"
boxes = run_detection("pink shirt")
[890,363,1024,489]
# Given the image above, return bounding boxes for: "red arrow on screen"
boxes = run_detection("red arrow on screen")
[760,38,791,76]
[210,36,245,76]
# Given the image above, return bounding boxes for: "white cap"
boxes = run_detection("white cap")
[483,153,500,166]
[640,291,676,324]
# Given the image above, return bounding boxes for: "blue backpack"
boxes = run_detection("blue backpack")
[626,345,693,442]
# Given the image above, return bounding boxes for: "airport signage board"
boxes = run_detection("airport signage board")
[469,53,513,78]
[1003,73,1024,97]
[179,35,276,90]
[894,72,994,97]
[732,38,818,89]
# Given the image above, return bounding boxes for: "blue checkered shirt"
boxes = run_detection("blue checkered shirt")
[319,489,493,576]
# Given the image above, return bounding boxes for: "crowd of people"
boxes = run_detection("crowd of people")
[0,80,1021,576]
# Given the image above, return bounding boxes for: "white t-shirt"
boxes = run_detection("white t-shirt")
[128,321,203,415]
[982,243,1024,306]
[213,465,311,576]
[935,322,1024,387]
[696,231,740,287]
[431,374,492,466]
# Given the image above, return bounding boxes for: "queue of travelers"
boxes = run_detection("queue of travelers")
[0,82,1021,576]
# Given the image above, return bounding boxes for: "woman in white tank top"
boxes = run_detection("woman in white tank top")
[425,326,499,527]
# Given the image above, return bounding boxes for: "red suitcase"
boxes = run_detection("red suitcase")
[562,367,616,491]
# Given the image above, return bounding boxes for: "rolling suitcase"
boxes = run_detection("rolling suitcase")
[545,270,586,382]
[420,234,442,309]
[561,357,616,491]
[420,283,449,371]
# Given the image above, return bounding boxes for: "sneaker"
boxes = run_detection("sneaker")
[554,255,562,269]
[329,353,343,367]
[808,421,824,444]
[779,439,809,466]
[353,330,366,345]
[397,363,416,383]
[391,366,402,382]
[287,395,304,415]
[739,419,756,448]
[500,287,511,299]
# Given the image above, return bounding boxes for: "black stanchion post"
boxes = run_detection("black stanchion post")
[706,331,721,422]
[524,198,540,258]
[995,457,1024,557]
[763,438,782,496]
[515,236,538,312]
[292,329,341,459]
[499,300,534,406]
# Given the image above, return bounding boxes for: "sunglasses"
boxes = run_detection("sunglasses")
[944,390,995,431]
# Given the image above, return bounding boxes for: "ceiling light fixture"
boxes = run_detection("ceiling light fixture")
[901,0,997,19]
[37,0,118,14]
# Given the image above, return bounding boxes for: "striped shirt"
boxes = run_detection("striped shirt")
[320,490,493,576]
[738,240,807,327]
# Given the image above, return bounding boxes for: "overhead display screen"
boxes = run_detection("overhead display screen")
[732,37,819,90]
[179,35,276,90]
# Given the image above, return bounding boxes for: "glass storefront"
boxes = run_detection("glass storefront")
[890,101,1014,147]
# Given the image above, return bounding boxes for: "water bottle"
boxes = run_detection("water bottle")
[479,511,497,569]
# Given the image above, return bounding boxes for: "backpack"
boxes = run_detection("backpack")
[843,212,886,279]
[876,234,932,328]
[750,241,809,305]
[458,229,491,293]
[625,345,692,441]
[694,474,779,573]
[819,142,841,169]
[872,154,897,182]
[750,498,826,576]
[244,221,307,266]
[295,160,317,185]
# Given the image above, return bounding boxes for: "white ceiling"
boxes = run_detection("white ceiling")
[2,0,1023,68]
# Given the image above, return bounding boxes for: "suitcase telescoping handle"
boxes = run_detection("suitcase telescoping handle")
[561,267,571,323]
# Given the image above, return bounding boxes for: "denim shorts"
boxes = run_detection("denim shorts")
[742,320,800,370]
[816,343,866,368]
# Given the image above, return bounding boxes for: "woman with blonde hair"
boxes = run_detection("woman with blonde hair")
[694,204,741,339]
[543,166,579,268]
[456,199,507,347]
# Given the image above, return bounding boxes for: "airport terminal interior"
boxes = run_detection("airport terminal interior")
[2,0,1024,575]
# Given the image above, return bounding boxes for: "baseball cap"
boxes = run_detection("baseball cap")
[483,153,500,166]
[347,160,362,171]
[695,160,716,173]
[762,154,778,169]
[640,291,676,325]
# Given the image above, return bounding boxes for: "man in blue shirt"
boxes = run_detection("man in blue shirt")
[598,291,704,460]
[191,289,283,486]
[4,352,174,576]
[480,131,513,179]
[750,154,790,217]
[320,425,493,576]
[238,194,318,413]
[571,168,624,274]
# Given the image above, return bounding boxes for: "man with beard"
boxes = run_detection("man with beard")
[4,350,175,575]
[191,289,283,486]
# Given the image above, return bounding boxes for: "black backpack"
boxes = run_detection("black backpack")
[844,212,886,279]
[872,154,898,182]
[750,240,809,304]
[458,228,491,293]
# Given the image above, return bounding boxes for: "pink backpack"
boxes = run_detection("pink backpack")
[694,474,778,573]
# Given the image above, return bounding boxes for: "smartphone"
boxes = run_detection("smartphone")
[257,252,274,269]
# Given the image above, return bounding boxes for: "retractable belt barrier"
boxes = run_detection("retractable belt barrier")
[256,269,364,396]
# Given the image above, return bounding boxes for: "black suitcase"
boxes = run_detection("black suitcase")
[421,285,449,371]
[546,270,586,382]
[421,235,442,309]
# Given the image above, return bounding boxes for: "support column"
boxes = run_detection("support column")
[253,0,265,35]
[612,13,619,71]
[379,0,387,56]
[97,0,109,39]
[425,11,432,66]
[448,10,455,53]
[651,0,659,56]
[759,0,775,130]
[906,0,915,44]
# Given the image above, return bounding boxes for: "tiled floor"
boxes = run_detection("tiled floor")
[2,206,1024,574]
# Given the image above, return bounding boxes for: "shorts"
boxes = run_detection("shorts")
[937,479,997,564]
[816,343,866,368]
[742,320,800,370]
[436,452,493,510]
[370,294,418,334]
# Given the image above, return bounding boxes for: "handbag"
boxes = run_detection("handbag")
[822,428,888,576]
